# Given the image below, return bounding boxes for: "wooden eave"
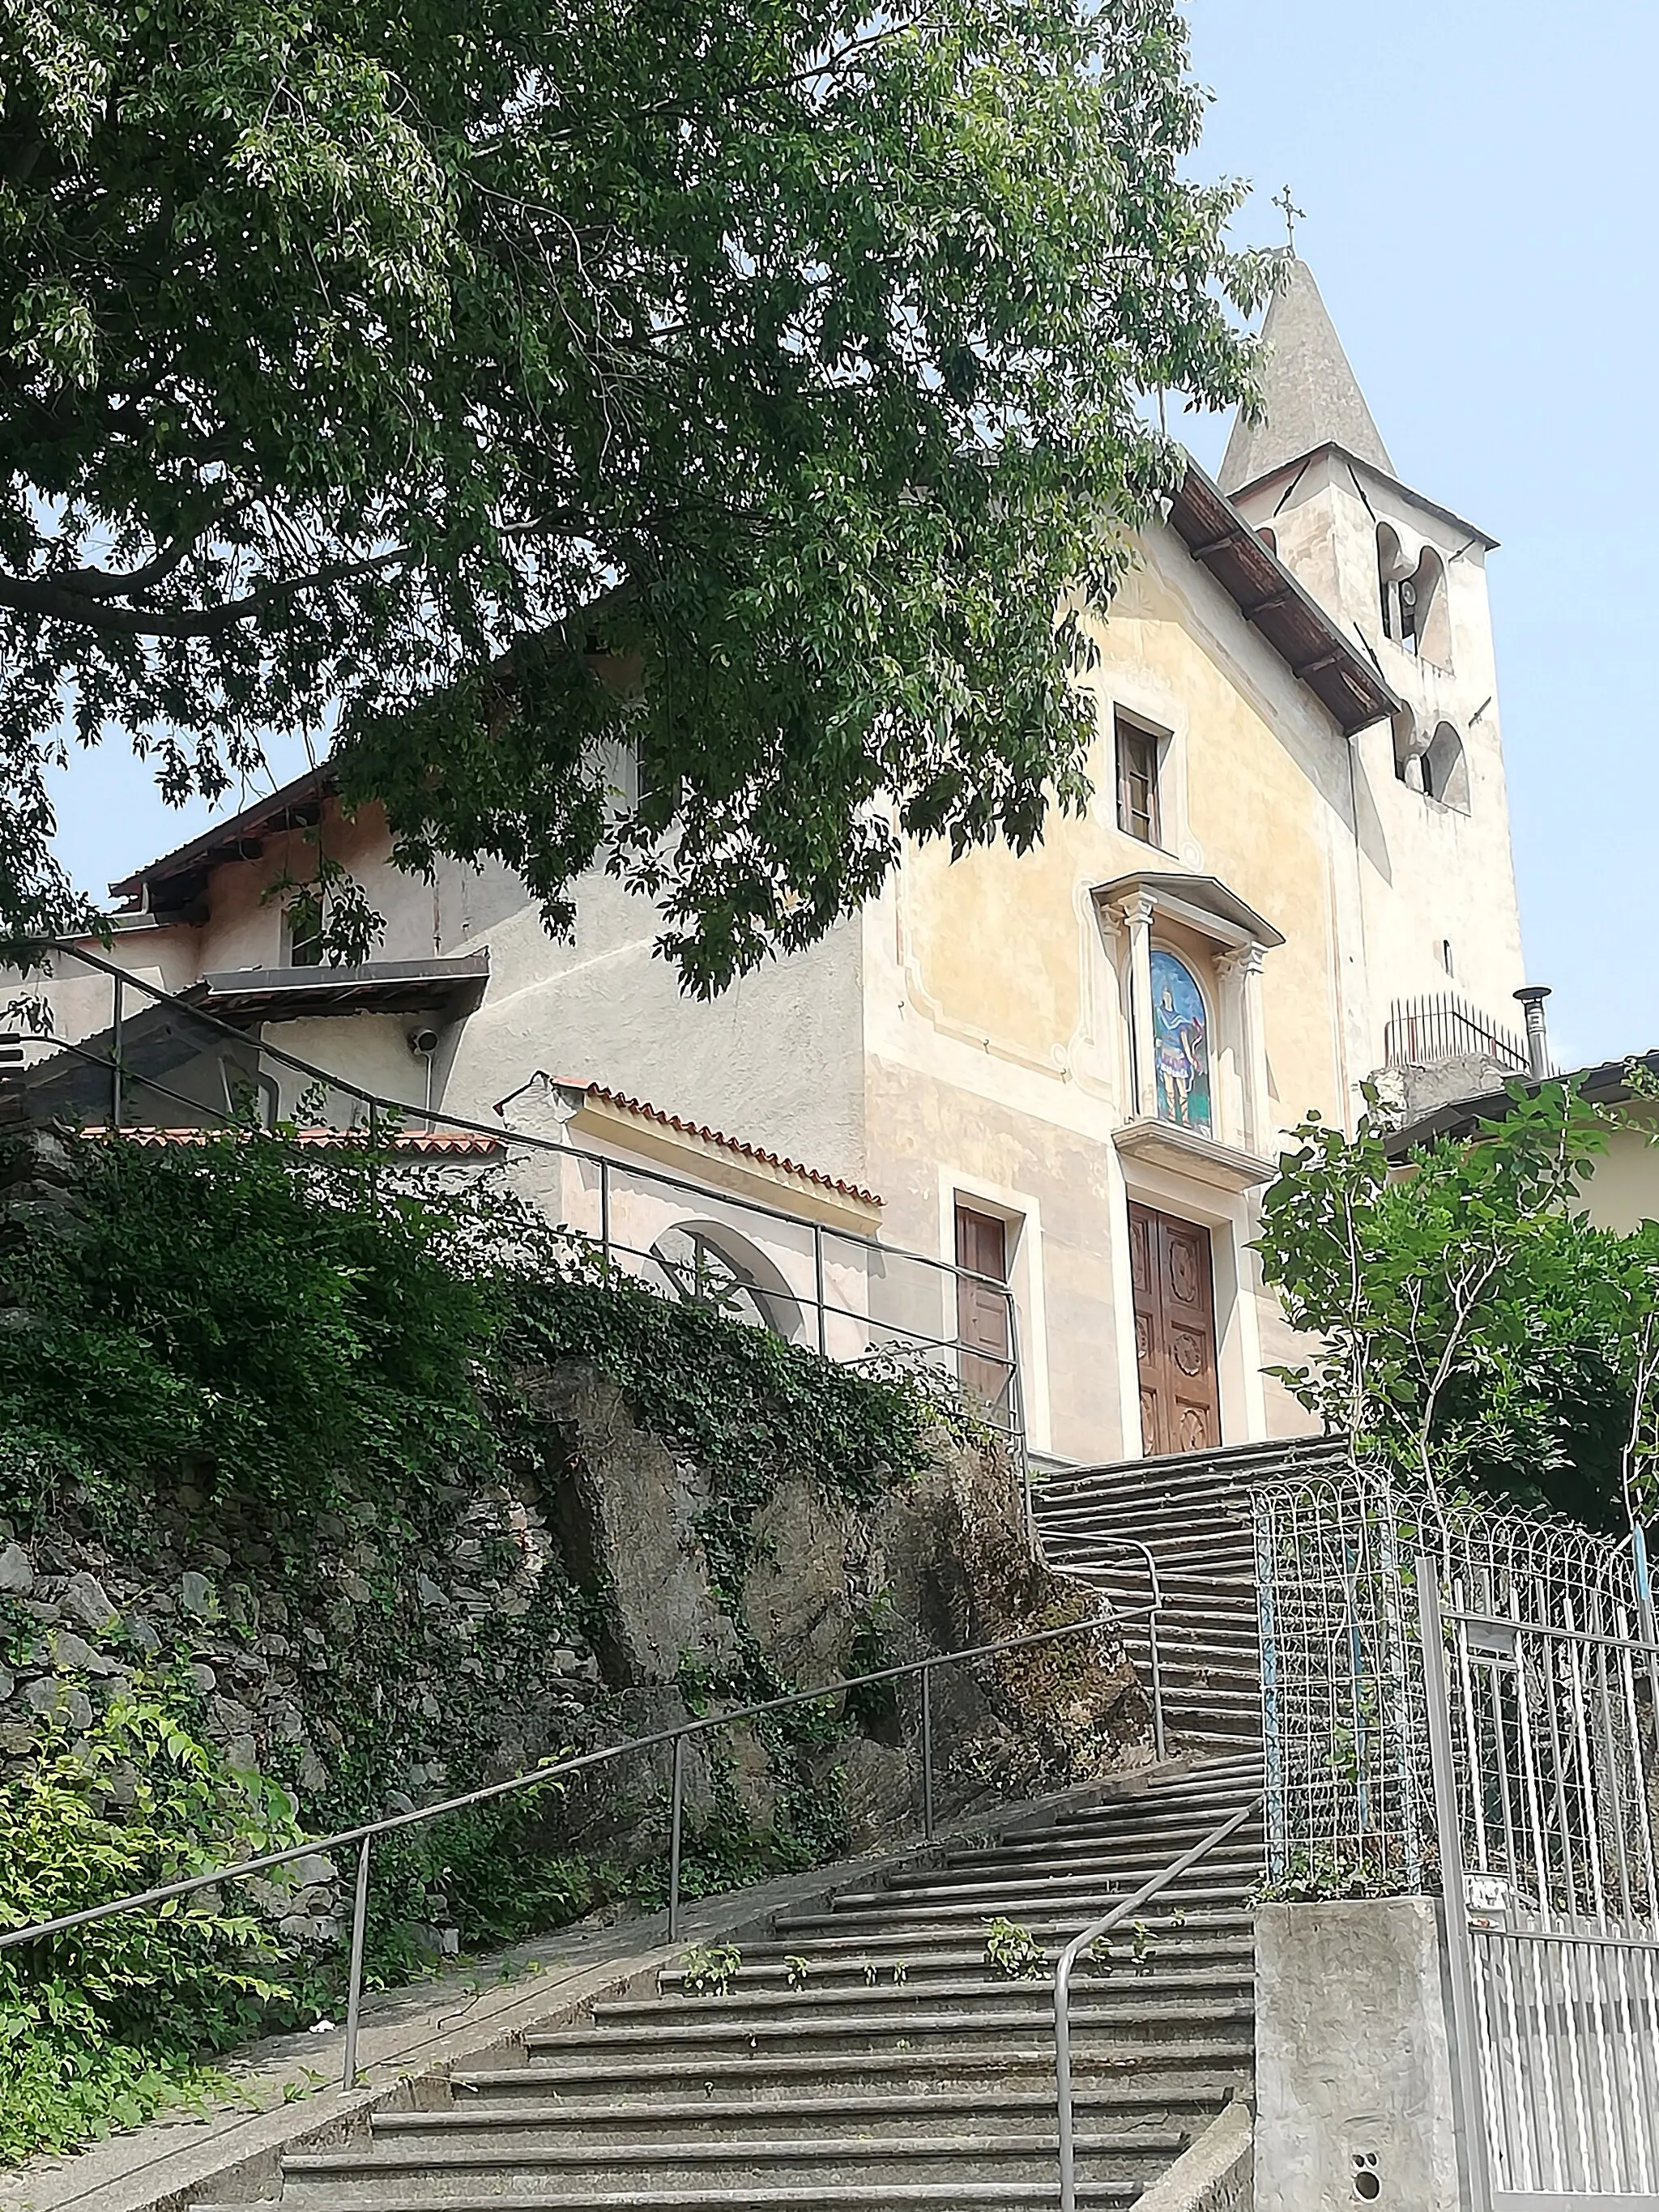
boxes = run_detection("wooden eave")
[1166,462,1401,737]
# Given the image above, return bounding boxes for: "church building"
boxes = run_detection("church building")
[16,261,1529,1470]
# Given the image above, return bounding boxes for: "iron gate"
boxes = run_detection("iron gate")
[1256,1477,1659,2210]
[1422,1543,1659,2208]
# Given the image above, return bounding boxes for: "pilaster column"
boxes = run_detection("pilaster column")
[1115,891,1158,1121]
[1225,941,1269,1155]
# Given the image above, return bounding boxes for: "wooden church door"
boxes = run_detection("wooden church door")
[1128,1203,1221,1457]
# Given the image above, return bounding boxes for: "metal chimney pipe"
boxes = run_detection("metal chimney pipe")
[1513,985,1553,1079]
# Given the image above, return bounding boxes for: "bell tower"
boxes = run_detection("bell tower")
[1218,258,1526,1076]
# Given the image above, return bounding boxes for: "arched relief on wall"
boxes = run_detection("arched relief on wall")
[649,1220,804,1340]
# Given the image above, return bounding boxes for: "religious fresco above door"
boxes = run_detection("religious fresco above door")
[1149,948,1210,1130]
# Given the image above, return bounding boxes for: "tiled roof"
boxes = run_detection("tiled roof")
[571,1083,881,1207]
[83,1126,505,1157]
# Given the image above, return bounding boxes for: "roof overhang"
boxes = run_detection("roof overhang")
[1384,1055,1655,1160]
[109,769,331,918]
[1224,441,1499,552]
[1166,461,1401,737]
[1094,870,1286,952]
[191,955,490,1025]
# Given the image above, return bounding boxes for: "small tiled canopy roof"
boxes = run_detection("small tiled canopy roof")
[566,1081,881,1207]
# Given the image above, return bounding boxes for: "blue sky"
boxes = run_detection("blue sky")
[47,2,1653,1070]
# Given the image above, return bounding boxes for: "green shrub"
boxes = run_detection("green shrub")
[0,1127,500,1534]
[0,1684,305,2160]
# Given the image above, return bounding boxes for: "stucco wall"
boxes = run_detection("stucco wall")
[877,528,1360,1154]
[439,864,868,1184]
[1256,1899,1466,2212]
[1579,1115,1659,1233]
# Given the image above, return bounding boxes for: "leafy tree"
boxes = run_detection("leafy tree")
[1255,1081,1659,1528]
[0,0,1270,988]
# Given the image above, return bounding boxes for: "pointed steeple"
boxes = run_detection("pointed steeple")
[1218,258,1394,494]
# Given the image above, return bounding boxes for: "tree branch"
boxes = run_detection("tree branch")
[52,502,243,601]
[0,543,417,636]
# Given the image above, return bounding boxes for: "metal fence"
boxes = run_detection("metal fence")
[1255,1471,1433,1891]
[1256,1472,1659,2208]
[1384,991,1532,1075]
[1,939,1025,1458]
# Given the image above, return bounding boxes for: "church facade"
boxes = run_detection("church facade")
[19,262,1529,1469]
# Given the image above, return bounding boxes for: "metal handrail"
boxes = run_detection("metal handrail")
[1085,1536,1166,1762]
[1053,1791,1265,2212]
[3,938,1029,1450]
[0,1595,1164,2092]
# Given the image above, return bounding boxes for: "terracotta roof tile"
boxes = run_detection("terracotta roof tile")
[572,1083,881,1207]
[83,1126,505,1156]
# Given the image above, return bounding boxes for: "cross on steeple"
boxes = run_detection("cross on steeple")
[1273,185,1306,254]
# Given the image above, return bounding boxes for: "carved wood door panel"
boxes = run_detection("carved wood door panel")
[1128,1202,1221,1458]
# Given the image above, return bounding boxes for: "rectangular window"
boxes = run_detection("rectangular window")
[1115,717,1161,846]
[285,901,324,967]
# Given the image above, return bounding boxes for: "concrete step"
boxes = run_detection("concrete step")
[595,1969,1252,2033]
[828,1856,1263,1908]
[1064,1563,1258,1599]
[1141,1681,1261,1713]
[278,2130,1186,2203]
[1053,1762,1263,1805]
[380,2085,1230,2150]
[663,1933,1253,1992]
[522,1996,1254,2056]
[1042,1520,1257,1555]
[1034,1434,1342,1502]
[1134,1635,1260,1669]
[938,1826,1262,1874]
[719,1915,1252,1980]
[451,2043,1255,2105]
[777,1880,1257,1938]
[213,2183,1148,2210]
[1041,1497,1250,1534]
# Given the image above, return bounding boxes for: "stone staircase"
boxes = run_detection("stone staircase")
[196,1756,1260,2212]
[1035,1435,1344,1755]
[191,1439,1308,2212]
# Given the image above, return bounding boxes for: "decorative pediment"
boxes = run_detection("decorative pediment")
[1094,872,1284,953]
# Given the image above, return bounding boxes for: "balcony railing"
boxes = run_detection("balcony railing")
[1384,991,1532,1076]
